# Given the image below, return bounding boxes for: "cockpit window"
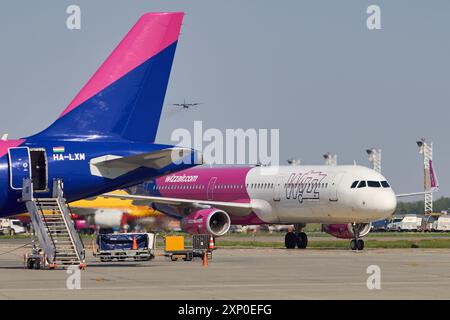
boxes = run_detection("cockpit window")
[357,181,366,188]
[381,181,390,188]
[350,181,359,189]
[368,181,381,188]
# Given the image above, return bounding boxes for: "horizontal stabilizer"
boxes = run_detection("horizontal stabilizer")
[90,147,198,179]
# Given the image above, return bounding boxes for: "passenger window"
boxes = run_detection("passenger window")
[368,181,381,188]
[381,181,390,188]
[357,181,366,188]
[350,181,359,189]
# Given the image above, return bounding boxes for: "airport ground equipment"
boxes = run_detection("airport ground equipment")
[22,178,86,269]
[0,218,26,235]
[93,233,155,262]
[164,234,214,261]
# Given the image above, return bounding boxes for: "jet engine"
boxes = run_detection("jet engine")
[322,223,371,239]
[181,208,231,237]
[86,209,126,228]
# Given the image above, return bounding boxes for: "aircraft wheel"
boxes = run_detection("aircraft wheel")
[34,258,41,270]
[285,232,297,249]
[27,258,34,269]
[350,239,358,251]
[357,239,364,250]
[296,232,308,249]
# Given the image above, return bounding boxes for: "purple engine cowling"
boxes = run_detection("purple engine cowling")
[181,208,231,237]
[322,223,371,239]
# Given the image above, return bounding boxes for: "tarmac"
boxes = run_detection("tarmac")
[0,240,449,299]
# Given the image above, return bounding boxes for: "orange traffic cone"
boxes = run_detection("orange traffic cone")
[209,235,215,250]
[132,236,138,250]
[202,251,208,267]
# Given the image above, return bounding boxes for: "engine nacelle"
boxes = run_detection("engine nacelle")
[322,223,371,239]
[88,209,125,228]
[181,208,231,237]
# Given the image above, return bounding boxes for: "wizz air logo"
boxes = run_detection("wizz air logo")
[165,175,199,183]
[285,171,327,203]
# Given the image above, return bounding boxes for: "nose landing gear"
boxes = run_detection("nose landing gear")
[350,223,365,251]
[350,239,364,250]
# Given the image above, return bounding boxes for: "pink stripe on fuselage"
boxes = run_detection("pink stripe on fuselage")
[0,139,26,158]
[60,12,184,117]
[155,167,252,203]
[155,166,267,225]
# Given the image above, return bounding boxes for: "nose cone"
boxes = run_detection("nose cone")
[377,190,397,218]
[354,189,397,221]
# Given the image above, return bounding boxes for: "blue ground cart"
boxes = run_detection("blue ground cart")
[93,233,156,262]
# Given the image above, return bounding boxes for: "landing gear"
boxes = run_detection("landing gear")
[350,239,364,251]
[26,256,41,269]
[296,232,308,249]
[285,224,308,249]
[350,223,365,251]
[284,232,297,249]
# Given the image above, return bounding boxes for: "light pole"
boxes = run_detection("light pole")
[417,138,433,215]
[366,148,382,173]
[323,152,337,166]
[287,158,301,166]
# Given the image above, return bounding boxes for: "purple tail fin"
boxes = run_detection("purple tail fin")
[30,12,184,142]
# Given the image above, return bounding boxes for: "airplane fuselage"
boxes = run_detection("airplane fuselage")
[136,165,397,225]
[0,139,195,217]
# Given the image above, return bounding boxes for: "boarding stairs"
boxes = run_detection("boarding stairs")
[22,178,86,269]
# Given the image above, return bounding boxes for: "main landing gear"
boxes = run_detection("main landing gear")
[285,224,308,249]
[350,223,365,251]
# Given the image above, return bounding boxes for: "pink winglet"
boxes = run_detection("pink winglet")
[0,139,26,158]
[60,12,184,117]
[429,160,438,190]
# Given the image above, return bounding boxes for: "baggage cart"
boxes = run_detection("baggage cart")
[93,233,156,262]
[164,234,214,261]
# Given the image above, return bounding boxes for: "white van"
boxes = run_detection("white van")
[432,216,450,232]
[388,215,422,232]
[0,219,26,235]
[401,215,422,231]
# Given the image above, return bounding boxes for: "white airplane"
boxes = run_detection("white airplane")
[106,163,438,250]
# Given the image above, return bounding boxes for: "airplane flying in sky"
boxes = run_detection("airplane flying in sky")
[106,163,438,250]
[0,12,201,218]
[172,98,202,109]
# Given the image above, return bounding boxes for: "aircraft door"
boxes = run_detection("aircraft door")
[8,147,31,190]
[329,172,345,202]
[273,176,283,201]
[207,177,217,200]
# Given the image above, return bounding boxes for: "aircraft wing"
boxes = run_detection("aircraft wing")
[67,206,97,216]
[396,160,439,198]
[102,193,253,216]
[90,147,197,179]
[396,192,435,198]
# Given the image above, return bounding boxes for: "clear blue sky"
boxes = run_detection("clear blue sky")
[0,0,449,199]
